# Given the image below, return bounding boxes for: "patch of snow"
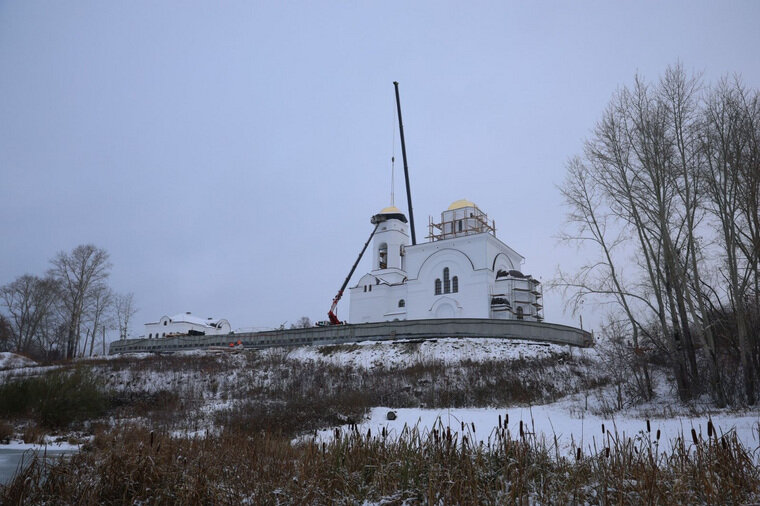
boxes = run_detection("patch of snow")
[288,338,592,369]
[0,352,37,370]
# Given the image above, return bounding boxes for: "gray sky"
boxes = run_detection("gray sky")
[1,1,759,337]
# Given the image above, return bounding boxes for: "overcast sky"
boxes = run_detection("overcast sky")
[1,1,759,338]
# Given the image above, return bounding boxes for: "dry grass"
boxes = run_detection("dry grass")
[2,422,758,504]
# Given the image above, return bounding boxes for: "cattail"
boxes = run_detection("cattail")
[646,419,651,433]
[471,422,476,433]
[722,437,727,450]
[691,428,698,446]
[519,420,524,438]
[601,423,605,435]
[505,413,509,425]
[461,421,465,431]
[576,447,581,460]
[605,447,610,458]
[367,428,371,439]
[707,420,714,438]
[656,429,661,441]
[499,415,502,428]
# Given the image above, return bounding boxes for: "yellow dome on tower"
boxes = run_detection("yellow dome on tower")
[379,205,402,214]
[447,199,477,211]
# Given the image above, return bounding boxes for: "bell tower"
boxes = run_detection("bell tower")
[371,206,409,272]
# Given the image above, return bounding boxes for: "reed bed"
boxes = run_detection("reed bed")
[3,419,758,505]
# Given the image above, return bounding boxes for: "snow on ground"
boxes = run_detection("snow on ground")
[316,402,760,459]
[287,338,592,368]
[0,352,37,370]
[0,439,81,452]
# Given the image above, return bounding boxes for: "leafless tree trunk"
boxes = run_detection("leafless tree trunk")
[702,79,758,404]
[660,64,725,404]
[584,80,694,400]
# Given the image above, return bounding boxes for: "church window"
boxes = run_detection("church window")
[398,299,405,308]
[452,276,459,293]
[149,333,152,338]
[163,321,167,326]
[435,279,442,295]
[458,220,463,232]
[162,333,166,337]
[516,306,524,320]
[443,267,451,294]
[368,285,372,292]
[363,286,367,292]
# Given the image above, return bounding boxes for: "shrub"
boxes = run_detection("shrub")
[0,367,112,429]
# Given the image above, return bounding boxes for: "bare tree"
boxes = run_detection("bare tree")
[0,274,60,355]
[84,284,113,357]
[114,292,137,341]
[562,64,760,405]
[290,316,312,329]
[0,314,13,352]
[701,79,759,403]
[554,157,653,398]
[49,244,112,359]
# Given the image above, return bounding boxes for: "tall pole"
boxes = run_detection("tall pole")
[393,81,417,245]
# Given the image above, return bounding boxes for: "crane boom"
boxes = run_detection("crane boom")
[327,221,382,324]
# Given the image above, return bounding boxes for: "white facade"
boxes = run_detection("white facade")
[143,312,231,339]
[348,201,544,323]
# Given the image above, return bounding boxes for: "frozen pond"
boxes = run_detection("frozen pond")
[0,446,77,486]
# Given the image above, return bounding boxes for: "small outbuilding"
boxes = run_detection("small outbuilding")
[143,312,231,339]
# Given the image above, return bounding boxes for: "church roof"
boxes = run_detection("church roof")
[447,198,477,210]
[169,313,225,328]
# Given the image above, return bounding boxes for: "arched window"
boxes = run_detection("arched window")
[398,299,405,308]
[162,333,166,337]
[516,306,524,320]
[458,220,463,232]
[435,279,442,295]
[452,276,458,293]
[378,243,388,269]
[163,321,167,326]
[443,267,451,294]
[149,333,152,339]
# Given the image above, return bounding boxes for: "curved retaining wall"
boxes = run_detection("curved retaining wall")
[109,319,593,354]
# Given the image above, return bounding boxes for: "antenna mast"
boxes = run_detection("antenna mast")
[393,81,417,245]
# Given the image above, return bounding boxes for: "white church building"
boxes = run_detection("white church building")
[349,199,543,323]
[143,312,231,339]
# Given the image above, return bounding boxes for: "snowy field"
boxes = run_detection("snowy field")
[315,403,760,459]
[290,338,760,459]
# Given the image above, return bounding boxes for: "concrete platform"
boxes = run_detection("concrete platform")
[109,318,593,354]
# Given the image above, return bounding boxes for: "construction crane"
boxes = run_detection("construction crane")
[327,82,416,325]
[327,214,389,324]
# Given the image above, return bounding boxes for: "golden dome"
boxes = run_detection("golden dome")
[447,199,477,211]
[379,205,402,214]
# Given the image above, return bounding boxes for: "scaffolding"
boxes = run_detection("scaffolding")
[427,205,496,241]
